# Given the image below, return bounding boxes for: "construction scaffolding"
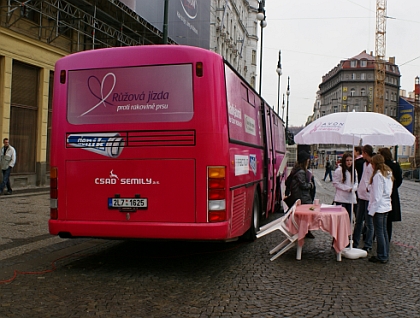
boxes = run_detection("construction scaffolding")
[0,0,176,53]
[374,0,387,114]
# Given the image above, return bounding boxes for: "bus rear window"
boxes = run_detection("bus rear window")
[67,64,193,125]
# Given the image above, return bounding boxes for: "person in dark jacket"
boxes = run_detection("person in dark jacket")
[354,146,364,184]
[378,147,402,242]
[285,150,315,238]
[323,158,333,181]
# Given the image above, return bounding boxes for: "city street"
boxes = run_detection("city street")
[0,169,419,317]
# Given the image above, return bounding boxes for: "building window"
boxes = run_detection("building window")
[385,91,389,100]
[361,73,366,80]
[350,60,357,68]
[251,50,256,65]
[352,73,356,80]
[250,76,255,88]
[385,106,388,115]
[361,88,366,96]
[10,61,39,174]
[350,88,356,96]
[361,60,367,67]
[333,106,338,113]
[20,5,39,23]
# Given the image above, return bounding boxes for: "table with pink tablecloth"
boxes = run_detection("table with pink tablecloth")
[286,204,351,254]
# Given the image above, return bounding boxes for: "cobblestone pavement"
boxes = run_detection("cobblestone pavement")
[0,170,419,317]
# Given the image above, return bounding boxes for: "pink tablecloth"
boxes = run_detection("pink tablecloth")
[286,204,351,253]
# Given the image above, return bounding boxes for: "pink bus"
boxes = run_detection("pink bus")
[49,45,287,241]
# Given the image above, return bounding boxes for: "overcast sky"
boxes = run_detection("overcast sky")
[259,0,420,127]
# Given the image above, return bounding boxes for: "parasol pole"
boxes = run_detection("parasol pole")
[342,132,368,259]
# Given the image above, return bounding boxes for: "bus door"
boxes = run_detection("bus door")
[271,112,287,211]
[260,102,275,215]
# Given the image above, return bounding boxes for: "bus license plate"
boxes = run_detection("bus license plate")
[108,198,148,208]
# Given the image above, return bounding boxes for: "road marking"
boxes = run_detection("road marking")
[0,236,63,261]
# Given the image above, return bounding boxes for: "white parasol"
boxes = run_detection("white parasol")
[294,111,415,259]
[294,111,415,146]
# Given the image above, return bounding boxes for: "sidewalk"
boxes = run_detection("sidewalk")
[0,185,49,197]
[311,168,336,204]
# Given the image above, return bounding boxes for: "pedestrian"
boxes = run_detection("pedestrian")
[367,154,393,264]
[353,144,374,251]
[332,152,358,219]
[378,147,402,242]
[284,150,316,238]
[323,157,332,182]
[0,138,16,195]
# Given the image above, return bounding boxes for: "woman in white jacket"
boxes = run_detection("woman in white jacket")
[333,152,358,219]
[368,154,393,264]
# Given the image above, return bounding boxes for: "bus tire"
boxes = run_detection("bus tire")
[242,191,261,241]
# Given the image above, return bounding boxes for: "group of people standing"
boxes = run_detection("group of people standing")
[285,146,402,264]
[332,145,402,264]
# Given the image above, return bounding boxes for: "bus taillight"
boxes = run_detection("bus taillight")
[60,70,66,84]
[208,166,226,222]
[50,167,58,219]
[196,62,203,77]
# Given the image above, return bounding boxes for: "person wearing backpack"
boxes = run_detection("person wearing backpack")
[284,150,316,238]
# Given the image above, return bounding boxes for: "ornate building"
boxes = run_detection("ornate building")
[211,0,259,88]
[315,50,401,164]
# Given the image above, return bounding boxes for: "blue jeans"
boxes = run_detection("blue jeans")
[353,199,374,249]
[373,212,389,261]
[323,169,332,181]
[0,167,12,193]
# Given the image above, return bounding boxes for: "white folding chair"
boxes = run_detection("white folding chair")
[256,199,301,261]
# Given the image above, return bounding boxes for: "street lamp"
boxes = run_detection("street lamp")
[256,0,267,95]
[286,76,290,133]
[276,50,282,114]
[162,0,169,44]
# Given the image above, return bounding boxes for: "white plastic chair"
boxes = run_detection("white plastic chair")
[256,199,301,261]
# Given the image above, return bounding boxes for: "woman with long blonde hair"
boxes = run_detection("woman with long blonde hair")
[367,154,393,264]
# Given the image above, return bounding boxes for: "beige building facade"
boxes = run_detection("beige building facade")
[0,22,65,188]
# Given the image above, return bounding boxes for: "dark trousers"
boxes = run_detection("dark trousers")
[323,169,332,181]
[0,167,12,193]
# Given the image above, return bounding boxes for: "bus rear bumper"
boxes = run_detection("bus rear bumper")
[48,220,235,241]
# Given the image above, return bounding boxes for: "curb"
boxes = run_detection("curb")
[0,186,49,197]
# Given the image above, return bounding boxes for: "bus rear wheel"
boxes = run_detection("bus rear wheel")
[242,191,261,241]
